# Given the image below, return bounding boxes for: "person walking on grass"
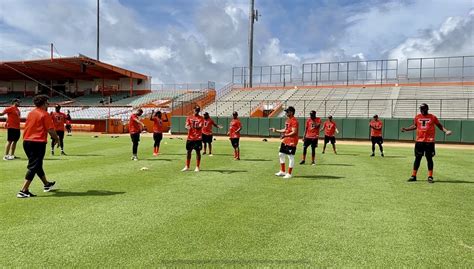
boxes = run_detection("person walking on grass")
[17,95,58,198]
[1,98,21,160]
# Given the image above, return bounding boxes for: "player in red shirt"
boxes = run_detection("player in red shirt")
[321,115,339,154]
[0,98,21,160]
[17,95,59,198]
[129,108,145,161]
[50,105,68,155]
[401,103,452,183]
[202,112,222,156]
[150,110,169,156]
[227,111,242,160]
[270,106,298,179]
[65,110,72,136]
[369,114,384,157]
[182,106,205,172]
[300,110,321,165]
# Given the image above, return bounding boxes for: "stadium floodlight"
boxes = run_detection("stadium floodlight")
[248,0,259,88]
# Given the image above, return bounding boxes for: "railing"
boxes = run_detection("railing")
[200,98,474,119]
[151,81,215,91]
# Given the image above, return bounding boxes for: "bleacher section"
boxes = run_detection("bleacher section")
[203,86,474,119]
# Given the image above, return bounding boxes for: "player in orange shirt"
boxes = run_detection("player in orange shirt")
[129,108,145,161]
[227,111,242,160]
[270,106,298,179]
[321,115,339,154]
[150,110,169,156]
[300,110,321,165]
[401,103,452,183]
[17,95,59,198]
[202,112,222,156]
[50,105,68,155]
[65,110,72,136]
[0,98,21,160]
[369,114,384,157]
[182,106,205,172]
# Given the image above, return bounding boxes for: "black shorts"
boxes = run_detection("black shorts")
[371,136,383,144]
[230,138,240,148]
[130,133,140,143]
[303,138,318,148]
[279,143,297,156]
[415,142,435,157]
[153,132,163,142]
[7,128,20,142]
[65,124,72,131]
[324,136,336,144]
[186,140,203,151]
[202,134,213,144]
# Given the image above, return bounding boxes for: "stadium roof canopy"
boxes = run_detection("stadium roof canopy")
[0,56,148,81]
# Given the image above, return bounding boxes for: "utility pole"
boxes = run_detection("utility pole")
[97,0,100,61]
[248,0,258,88]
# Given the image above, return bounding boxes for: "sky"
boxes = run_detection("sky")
[0,0,473,86]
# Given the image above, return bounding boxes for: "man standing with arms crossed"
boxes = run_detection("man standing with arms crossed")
[401,103,452,183]
[270,106,299,179]
[182,106,205,172]
[1,98,21,160]
[369,115,384,157]
[300,110,321,165]
[17,95,58,198]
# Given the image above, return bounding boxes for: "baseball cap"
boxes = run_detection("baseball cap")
[284,106,295,113]
[373,114,379,118]
[419,103,429,110]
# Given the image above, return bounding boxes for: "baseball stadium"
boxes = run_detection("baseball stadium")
[1,0,473,267]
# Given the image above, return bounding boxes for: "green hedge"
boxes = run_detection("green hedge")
[171,116,474,143]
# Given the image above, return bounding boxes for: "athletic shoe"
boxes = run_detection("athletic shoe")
[370,153,375,157]
[334,151,337,155]
[428,176,434,184]
[209,154,213,157]
[8,155,16,160]
[131,156,138,161]
[407,176,417,182]
[275,171,286,177]
[235,157,240,160]
[283,173,293,179]
[321,151,325,154]
[311,162,316,166]
[194,167,200,172]
[61,151,67,156]
[299,160,305,165]
[153,153,158,156]
[181,167,189,172]
[203,152,207,155]
[381,152,384,157]
[3,155,10,161]
[44,181,56,192]
[17,190,36,198]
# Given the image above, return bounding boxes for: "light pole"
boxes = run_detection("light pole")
[97,0,100,61]
[248,0,258,88]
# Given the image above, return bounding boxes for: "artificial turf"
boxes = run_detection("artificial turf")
[0,132,473,267]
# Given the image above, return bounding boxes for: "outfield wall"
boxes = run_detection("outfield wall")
[171,116,474,143]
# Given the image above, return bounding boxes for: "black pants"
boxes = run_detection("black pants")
[371,136,383,152]
[23,141,47,181]
[130,133,140,155]
[52,131,65,149]
[153,133,163,148]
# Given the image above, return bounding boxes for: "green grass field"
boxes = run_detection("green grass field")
[1,131,473,267]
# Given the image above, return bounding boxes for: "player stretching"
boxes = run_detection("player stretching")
[182,106,204,172]
[129,108,145,161]
[65,110,72,136]
[321,115,338,154]
[300,110,321,165]
[150,110,168,156]
[270,106,299,179]
[17,95,58,198]
[227,111,242,160]
[1,99,21,160]
[202,112,222,156]
[369,114,384,157]
[401,103,452,183]
[50,105,67,155]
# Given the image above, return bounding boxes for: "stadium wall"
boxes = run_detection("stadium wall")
[170,116,474,143]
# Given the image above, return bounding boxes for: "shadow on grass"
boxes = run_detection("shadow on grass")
[158,259,310,266]
[44,158,68,161]
[143,158,174,162]
[432,180,474,184]
[203,169,248,174]
[334,153,360,156]
[44,190,125,197]
[382,156,406,159]
[239,159,272,162]
[296,175,345,180]
[318,163,354,167]
[205,153,234,156]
